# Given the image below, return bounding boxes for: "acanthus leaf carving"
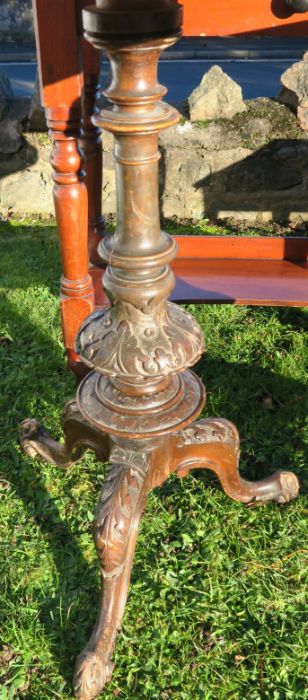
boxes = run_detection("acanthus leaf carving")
[94,446,150,578]
[177,418,240,450]
[75,300,204,379]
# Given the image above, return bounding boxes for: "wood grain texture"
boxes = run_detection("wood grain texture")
[174,235,308,261]
[90,235,308,308]
[183,0,308,36]
[33,0,96,366]
[32,0,83,109]
[47,106,95,364]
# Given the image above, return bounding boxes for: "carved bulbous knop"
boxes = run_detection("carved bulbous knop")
[76,301,204,379]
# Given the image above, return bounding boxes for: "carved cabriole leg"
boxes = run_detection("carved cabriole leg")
[19,400,109,467]
[73,446,148,700]
[46,107,95,376]
[173,418,300,505]
[73,440,172,700]
[80,38,105,266]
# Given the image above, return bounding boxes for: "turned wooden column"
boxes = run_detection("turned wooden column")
[47,108,96,373]
[21,2,300,698]
[76,0,204,434]
[32,0,95,373]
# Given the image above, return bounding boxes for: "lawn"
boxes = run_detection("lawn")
[0,219,307,700]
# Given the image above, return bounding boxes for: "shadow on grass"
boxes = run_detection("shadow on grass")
[274,305,308,332]
[0,300,98,686]
[0,220,60,296]
[1,298,307,671]
[0,221,307,694]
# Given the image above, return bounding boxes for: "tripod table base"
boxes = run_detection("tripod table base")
[19,409,299,700]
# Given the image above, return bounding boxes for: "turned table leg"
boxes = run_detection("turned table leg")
[47,106,95,375]
[32,0,95,375]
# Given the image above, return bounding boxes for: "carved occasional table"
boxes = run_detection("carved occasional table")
[20,2,300,698]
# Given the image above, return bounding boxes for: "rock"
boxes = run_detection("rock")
[188,66,246,122]
[7,96,31,124]
[278,52,308,131]
[102,128,114,153]
[28,73,47,131]
[298,102,308,132]
[277,86,298,112]
[0,119,23,154]
[277,143,308,159]
[163,148,210,195]
[242,117,272,148]
[224,146,305,193]
[0,163,53,215]
[0,71,13,99]
[0,140,36,176]
[160,120,243,151]
[203,148,252,178]
[0,70,14,120]
[101,151,116,214]
[1,99,308,225]
[0,94,6,121]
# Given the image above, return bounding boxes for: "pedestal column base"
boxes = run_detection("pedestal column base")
[19,407,299,700]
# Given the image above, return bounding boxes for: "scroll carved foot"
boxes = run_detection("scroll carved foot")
[74,651,114,700]
[174,418,300,505]
[19,400,109,467]
[73,444,152,699]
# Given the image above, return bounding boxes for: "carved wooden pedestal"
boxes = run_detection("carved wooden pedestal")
[20,2,299,698]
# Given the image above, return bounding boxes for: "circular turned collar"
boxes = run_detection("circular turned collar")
[77,369,205,438]
[83,1,183,38]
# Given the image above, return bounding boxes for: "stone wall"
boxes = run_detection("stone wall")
[1,97,307,224]
[159,98,308,223]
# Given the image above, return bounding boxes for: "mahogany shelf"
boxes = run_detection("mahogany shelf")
[90,235,308,308]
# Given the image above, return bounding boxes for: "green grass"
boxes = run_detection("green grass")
[0,219,307,700]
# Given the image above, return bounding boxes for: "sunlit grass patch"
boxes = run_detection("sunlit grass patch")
[0,219,307,700]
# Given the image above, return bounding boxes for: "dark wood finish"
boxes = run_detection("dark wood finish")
[22,3,300,698]
[83,0,183,36]
[19,411,299,700]
[172,259,308,306]
[183,0,308,36]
